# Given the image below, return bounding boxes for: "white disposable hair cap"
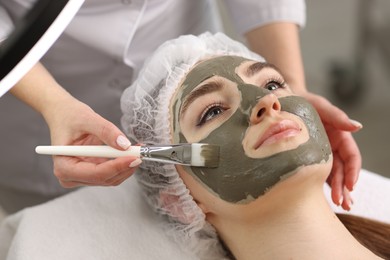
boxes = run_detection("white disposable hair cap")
[120,32,264,259]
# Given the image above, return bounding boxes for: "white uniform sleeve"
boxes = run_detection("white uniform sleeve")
[0,6,14,43]
[223,0,306,35]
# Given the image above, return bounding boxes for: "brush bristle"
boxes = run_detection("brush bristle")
[191,143,220,167]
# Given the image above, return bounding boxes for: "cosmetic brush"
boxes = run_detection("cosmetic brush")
[35,144,220,168]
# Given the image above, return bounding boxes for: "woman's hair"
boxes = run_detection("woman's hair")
[337,214,390,259]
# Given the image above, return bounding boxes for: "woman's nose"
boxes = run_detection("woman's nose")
[250,94,281,124]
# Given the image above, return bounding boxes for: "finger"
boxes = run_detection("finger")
[59,180,90,188]
[305,94,362,132]
[54,156,141,184]
[59,177,124,188]
[78,156,108,164]
[326,127,362,192]
[335,132,361,191]
[326,172,333,188]
[106,168,138,186]
[341,186,353,211]
[75,164,138,187]
[320,105,362,132]
[331,154,344,206]
[83,113,131,150]
[59,179,118,188]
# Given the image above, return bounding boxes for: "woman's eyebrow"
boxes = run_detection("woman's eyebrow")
[181,81,223,116]
[245,62,275,77]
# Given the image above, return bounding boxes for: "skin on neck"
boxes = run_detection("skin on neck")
[178,162,381,260]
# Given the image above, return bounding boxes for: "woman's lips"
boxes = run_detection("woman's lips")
[254,119,301,149]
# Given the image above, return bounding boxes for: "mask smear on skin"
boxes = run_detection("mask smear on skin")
[171,56,331,203]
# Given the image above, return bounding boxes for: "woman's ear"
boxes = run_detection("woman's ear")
[195,199,209,214]
[159,189,208,224]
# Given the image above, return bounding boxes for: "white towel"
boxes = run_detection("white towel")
[0,169,389,260]
[0,178,196,260]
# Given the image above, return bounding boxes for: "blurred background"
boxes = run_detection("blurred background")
[219,0,390,178]
[301,0,390,178]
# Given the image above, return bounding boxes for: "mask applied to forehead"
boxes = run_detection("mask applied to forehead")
[172,56,331,203]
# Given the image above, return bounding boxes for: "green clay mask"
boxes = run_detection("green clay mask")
[171,56,331,203]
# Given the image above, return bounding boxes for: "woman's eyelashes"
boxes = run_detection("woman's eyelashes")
[263,76,286,91]
[197,102,228,126]
[192,73,286,127]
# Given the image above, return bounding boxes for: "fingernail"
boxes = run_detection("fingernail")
[129,158,142,168]
[349,119,363,129]
[338,197,343,206]
[117,135,131,149]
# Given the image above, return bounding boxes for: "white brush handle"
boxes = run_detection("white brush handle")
[35,145,141,158]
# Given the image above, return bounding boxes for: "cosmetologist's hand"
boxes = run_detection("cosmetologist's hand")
[301,92,362,211]
[10,63,141,188]
[45,96,141,188]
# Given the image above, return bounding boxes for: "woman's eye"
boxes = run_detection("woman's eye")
[265,80,285,91]
[197,105,225,126]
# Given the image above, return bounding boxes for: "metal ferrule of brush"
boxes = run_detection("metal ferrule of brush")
[140,144,191,165]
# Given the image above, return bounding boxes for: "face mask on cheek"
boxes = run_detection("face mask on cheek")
[172,56,332,203]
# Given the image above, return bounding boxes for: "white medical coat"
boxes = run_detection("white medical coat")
[0,0,305,200]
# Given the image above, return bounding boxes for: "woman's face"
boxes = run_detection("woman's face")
[170,56,331,204]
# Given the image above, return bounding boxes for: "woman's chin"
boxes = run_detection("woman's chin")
[259,158,333,200]
[274,158,333,190]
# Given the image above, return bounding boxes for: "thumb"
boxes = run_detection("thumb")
[306,93,363,132]
[323,105,363,133]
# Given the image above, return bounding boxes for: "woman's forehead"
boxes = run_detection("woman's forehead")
[179,56,252,96]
